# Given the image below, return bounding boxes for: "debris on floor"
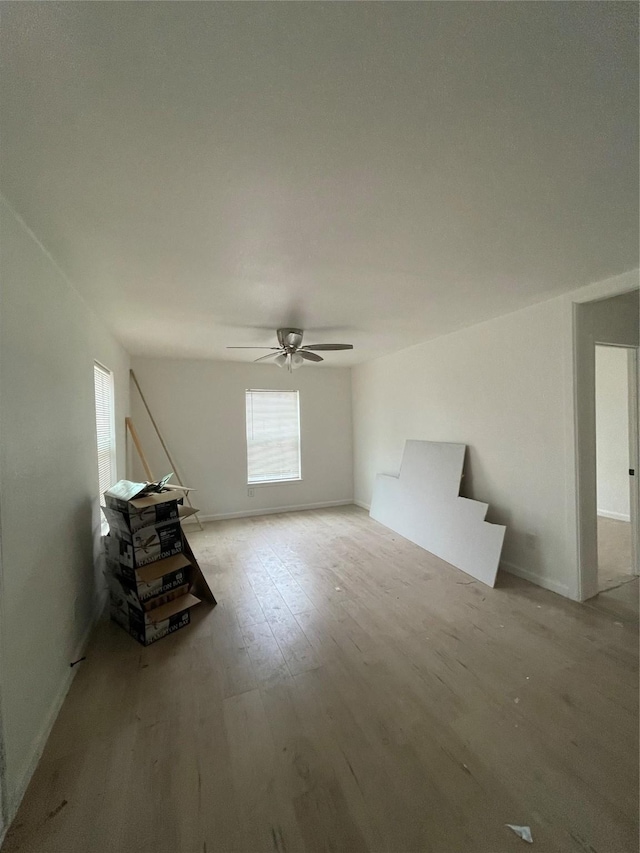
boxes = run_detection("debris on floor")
[506,824,533,843]
[46,800,68,822]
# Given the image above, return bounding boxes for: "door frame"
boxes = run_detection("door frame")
[627,347,640,576]
[571,283,640,600]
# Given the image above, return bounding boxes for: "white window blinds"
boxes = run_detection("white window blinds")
[94,363,116,504]
[245,390,301,484]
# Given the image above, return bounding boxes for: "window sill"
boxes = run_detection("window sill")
[247,478,303,488]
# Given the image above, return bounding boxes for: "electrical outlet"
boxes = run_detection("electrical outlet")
[248,488,254,497]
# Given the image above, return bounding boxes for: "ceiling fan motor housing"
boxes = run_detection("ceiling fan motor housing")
[277,328,304,351]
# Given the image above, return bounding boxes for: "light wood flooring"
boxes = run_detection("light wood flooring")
[3,506,638,853]
[597,515,635,592]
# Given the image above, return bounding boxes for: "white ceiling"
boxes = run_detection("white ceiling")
[2,3,638,366]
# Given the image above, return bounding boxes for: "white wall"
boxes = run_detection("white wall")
[353,279,639,600]
[0,199,130,830]
[353,297,572,595]
[596,346,630,520]
[130,358,353,518]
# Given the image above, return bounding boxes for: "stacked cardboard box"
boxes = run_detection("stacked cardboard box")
[102,480,215,645]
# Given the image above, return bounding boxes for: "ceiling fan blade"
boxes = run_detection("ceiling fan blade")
[253,352,282,363]
[299,350,323,362]
[301,344,353,351]
[226,346,279,349]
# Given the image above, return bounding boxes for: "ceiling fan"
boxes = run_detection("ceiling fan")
[227,328,353,371]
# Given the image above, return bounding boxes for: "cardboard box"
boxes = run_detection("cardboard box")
[103,489,181,533]
[102,504,200,538]
[104,518,183,568]
[108,575,189,612]
[109,590,201,646]
[106,553,192,610]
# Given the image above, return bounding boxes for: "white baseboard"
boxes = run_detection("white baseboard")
[1,601,101,840]
[500,560,575,600]
[353,499,371,511]
[597,510,631,522]
[183,499,354,524]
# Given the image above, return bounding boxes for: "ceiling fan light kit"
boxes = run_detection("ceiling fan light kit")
[227,328,353,372]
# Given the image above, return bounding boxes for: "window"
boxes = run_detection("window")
[245,390,301,484]
[94,363,116,517]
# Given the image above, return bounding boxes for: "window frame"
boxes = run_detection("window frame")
[245,389,302,486]
[94,361,117,531]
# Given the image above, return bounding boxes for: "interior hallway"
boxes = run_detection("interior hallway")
[598,515,635,592]
[3,507,638,853]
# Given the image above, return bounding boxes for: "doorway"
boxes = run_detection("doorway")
[573,287,640,601]
[595,345,639,591]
